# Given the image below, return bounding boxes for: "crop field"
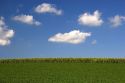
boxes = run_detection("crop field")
[0,58,125,83]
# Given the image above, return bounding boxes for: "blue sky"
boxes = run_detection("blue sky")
[0,0,125,58]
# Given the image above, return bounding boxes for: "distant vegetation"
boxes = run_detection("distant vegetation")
[1,58,125,63]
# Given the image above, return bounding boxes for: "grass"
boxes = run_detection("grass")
[0,58,125,83]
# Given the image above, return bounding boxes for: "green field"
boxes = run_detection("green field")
[0,58,125,83]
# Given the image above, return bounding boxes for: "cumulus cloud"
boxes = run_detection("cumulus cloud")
[48,30,91,44]
[109,15,125,27]
[13,15,41,26]
[0,17,14,46]
[78,10,103,26]
[35,3,62,15]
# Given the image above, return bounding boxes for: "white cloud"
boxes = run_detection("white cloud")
[0,17,5,26]
[35,3,62,15]
[13,15,41,26]
[91,40,97,45]
[109,15,125,27]
[0,17,14,46]
[78,10,103,26]
[48,30,91,44]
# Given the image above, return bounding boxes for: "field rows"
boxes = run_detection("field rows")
[0,58,125,83]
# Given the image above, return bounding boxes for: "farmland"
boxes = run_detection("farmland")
[0,58,125,83]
